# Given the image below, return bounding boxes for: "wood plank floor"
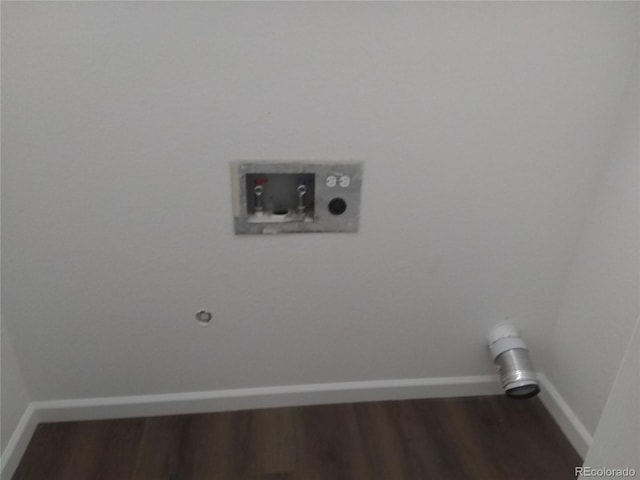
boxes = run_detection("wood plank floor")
[13,395,582,480]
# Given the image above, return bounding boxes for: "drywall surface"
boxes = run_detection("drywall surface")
[543,59,640,435]
[2,2,638,401]
[579,318,639,479]
[0,330,30,452]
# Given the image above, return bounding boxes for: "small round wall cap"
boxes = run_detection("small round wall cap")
[195,310,213,326]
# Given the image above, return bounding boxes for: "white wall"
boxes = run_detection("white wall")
[2,2,638,405]
[1,32,32,454]
[579,317,639,479]
[0,329,30,453]
[543,57,640,435]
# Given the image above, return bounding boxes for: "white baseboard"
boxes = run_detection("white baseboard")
[0,374,501,478]
[33,375,503,423]
[537,373,593,459]
[0,404,39,480]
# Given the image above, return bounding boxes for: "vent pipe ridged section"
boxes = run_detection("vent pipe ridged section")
[488,325,540,399]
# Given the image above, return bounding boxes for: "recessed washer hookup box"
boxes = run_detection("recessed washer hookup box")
[230,161,363,234]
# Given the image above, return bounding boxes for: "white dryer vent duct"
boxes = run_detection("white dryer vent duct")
[488,325,540,399]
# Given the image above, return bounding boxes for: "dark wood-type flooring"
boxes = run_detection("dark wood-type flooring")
[13,395,582,480]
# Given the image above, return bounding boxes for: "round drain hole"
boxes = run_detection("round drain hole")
[328,198,347,215]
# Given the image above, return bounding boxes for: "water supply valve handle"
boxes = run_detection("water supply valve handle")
[254,185,264,212]
[297,184,307,214]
